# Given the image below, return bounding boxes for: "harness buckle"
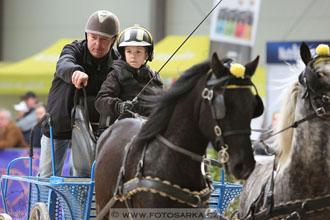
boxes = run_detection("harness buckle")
[285,211,301,220]
[194,194,202,207]
[218,144,229,164]
[316,107,326,116]
[135,160,144,177]
[322,95,330,104]
[214,125,222,136]
[201,88,213,101]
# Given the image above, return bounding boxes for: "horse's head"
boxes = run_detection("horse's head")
[275,42,330,172]
[299,42,330,118]
[199,53,262,180]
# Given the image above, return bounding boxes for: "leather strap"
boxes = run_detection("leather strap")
[244,193,330,220]
[156,135,222,168]
[122,177,210,207]
[157,135,204,162]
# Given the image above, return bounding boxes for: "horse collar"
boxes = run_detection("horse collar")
[110,134,214,211]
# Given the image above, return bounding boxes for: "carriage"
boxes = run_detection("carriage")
[0,52,262,219]
[0,149,241,219]
[0,116,242,220]
[0,115,97,220]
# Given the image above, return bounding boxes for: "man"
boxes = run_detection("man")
[31,103,47,148]
[40,10,120,177]
[0,108,29,150]
[15,91,39,144]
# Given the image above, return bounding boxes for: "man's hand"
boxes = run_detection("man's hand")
[117,101,134,114]
[72,71,88,89]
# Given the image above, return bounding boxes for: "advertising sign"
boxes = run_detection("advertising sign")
[210,0,261,46]
[266,41,330,64]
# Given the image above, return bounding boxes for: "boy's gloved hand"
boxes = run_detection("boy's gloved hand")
[118,101,134,114]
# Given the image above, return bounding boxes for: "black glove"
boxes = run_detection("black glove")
[117,100,134,114]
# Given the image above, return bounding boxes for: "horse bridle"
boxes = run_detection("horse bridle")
[241,56,330,220]
[299,56,330,118]
[202,70,264,164]
[256,56,330,147]
[95,68,265,220]
[158,69,264,166]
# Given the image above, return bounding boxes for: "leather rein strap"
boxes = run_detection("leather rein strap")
[244,193,330,220]
[95,134,213,220]
[156,134,222,168]
[242,71,330,220]
[122,176,210,207]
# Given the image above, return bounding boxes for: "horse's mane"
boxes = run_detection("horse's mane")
[275,81,299,169]
[134,60,211,147]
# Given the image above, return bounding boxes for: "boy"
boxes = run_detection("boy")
[95,25,163,125]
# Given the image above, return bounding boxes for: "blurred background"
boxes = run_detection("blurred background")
[0,0,329,130]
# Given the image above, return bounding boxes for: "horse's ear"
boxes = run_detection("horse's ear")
[211,53,226,77]
[300,42,311,65]
[245,55,259,77]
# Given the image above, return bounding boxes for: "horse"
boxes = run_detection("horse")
[94,53,263,218]
[237,42,330,220]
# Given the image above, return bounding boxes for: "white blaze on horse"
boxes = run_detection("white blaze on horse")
[237,42,330,220]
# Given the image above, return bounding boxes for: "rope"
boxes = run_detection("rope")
[133,0,224,102]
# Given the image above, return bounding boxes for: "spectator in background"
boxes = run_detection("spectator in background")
[32,104,46,148]
[13,100,29,121]
[0,108,29,149]
[35,104,46,121]
[15,91,39,145]
[23,91,38,110]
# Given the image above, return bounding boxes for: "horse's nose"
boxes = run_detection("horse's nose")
[233,161,255,180]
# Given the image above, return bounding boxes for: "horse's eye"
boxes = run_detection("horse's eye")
[317,72,325,77]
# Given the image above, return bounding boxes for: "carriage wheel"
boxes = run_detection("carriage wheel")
[29,202,50,220]
[0,213,12,220]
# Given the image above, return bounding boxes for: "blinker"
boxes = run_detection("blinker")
[212,94,226,119]
[253,94,264,118]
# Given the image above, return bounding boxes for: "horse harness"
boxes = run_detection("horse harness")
[240,55,330,220]
[96,68,263,219]
[95,135,212,220]
[202,68,264,163]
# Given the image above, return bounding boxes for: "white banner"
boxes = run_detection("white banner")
[210,0,261,46]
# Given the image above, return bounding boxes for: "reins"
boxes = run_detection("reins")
[156,135,223,168]
[95,135,214,220]
[254,95,330,153]
[240,68,330,220]
[253,109,321,149]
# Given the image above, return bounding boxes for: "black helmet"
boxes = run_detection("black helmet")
[85,10,120,37]
[117,25,154,61]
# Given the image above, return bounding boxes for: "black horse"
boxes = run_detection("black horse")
[95,53,263,218]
